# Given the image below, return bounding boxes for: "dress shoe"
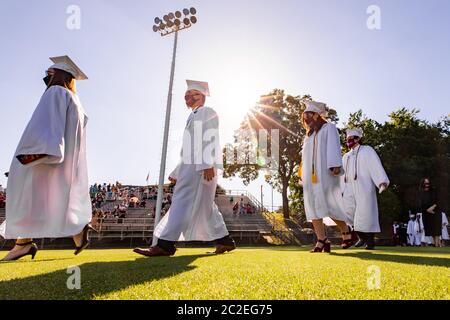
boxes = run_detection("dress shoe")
[310,238,331,253]
[133,246,175,257]
[214,244,236,254]
[74,224,97,256]
[1,242,38,262]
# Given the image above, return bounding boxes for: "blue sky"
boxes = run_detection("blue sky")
[1,0,449,208]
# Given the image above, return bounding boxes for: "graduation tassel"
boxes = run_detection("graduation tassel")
[312,164,318,184]
[298,163,302,178]
[312,171,318,184]
[311,133,318,184]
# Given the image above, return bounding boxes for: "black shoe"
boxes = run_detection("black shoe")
[74,224,97,256]
[1,241,38,262]
[364,233,376,250]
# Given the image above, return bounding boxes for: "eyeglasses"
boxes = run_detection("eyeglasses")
[303,112,314,118]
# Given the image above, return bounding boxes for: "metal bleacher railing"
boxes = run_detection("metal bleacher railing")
[221,190,299,244]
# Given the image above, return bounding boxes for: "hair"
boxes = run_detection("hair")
[47,68,76,93]
[419,177,433,192]
[302,113,328,136]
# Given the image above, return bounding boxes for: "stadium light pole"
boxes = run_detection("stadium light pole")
[152,8,198,246]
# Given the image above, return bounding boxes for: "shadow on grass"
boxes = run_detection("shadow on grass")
[0,254,210,300]
[363,246,450,255]
[331,251,450,267]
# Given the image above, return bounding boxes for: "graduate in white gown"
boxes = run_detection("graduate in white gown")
[341,128,389,250]
[441,212,449,245]
[300,100,355,253]
[0,56,94,262]
[134,80,235,257]
[414,212,432,246]
[407,213,421,246]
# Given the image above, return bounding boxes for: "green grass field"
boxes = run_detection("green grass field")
[0,246,449,300]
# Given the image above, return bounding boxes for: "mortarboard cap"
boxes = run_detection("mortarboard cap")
[49,55,88,80]
[186,79,210,96]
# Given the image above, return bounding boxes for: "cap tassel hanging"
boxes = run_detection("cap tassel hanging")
[312,170,318,184]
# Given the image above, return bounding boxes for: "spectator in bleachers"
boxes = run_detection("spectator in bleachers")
[239,198,246,215]
[232,202,239,215]
[0,192,5,209]
[95,193,104,209]
[117,211,126,224]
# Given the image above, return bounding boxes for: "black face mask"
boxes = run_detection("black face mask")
[43,75,51,86]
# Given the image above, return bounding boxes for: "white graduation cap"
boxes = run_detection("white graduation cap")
[49,55,88,80]
[186,79,210,96]
[304,100,327,116]
[346,128,364,138]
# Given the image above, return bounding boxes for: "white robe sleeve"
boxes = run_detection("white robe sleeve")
[14,86,70,167]
[195,107,223,172]
[169,163,181,180]
[325,123,343,170]
[365,146,389,188]
[407,221,414,234]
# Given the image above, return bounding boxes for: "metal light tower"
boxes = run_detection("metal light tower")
[152,8,198,246]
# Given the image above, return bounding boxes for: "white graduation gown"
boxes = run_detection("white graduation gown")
[154,106,229,241]
[301,123,349,223]
[0,86,92,239]
[441,212,449,240]
[415,213,432,244]
[341,145,389,233]
[407,219,421,246]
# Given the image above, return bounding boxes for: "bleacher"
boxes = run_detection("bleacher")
[0,208,5,225]
[0,187,278,247]
[90,191,275,244]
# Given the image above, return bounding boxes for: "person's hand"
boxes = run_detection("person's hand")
[427,204,437,214]
[379,183,388,193]
[330,167,341,176]
[17,154,47,165]
[203,167,215,181]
